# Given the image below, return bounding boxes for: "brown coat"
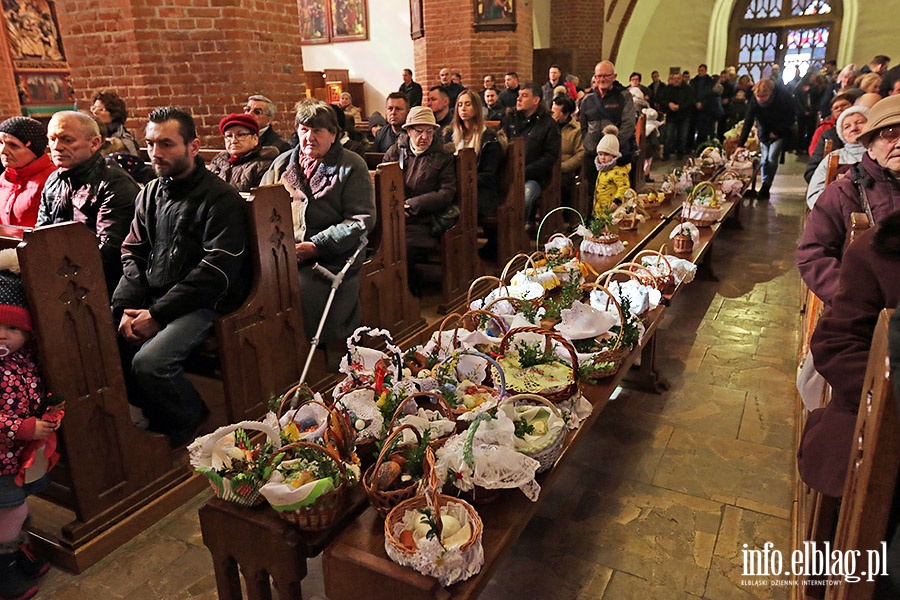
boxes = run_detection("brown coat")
[559,117,584,175]
[209,146,281,193]
[798,213,900,497]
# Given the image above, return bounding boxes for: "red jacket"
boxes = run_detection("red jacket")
[808,118,834,156]
[0,153,55,227]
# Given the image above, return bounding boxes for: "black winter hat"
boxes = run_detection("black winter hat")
[0,116,47,158]
[0,270,30,332]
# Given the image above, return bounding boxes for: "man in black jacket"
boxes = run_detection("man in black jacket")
[399,68,423,107]
[579,60,635,197]
[738,79,797,199]
[244,95,291,153]
[112,107,250,446]
[659,72,695,161]
[503,82,561,223]
[39,110,140,294]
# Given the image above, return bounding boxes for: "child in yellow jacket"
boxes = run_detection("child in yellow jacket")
[592,125,631,218]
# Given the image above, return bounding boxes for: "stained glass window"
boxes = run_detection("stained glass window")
[737,31,779,81]
[791,0,831,15]
[782,27,830,82]
[744,0,781,19]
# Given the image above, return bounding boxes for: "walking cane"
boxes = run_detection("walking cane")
[299,237,368,385]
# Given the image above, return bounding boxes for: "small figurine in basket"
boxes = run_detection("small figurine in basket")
[592,125,631,218]
[611,188,650,231]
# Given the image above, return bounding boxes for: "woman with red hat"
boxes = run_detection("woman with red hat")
[0,117,55,228]
[208,113,280,193]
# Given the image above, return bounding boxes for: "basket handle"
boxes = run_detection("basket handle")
[366,423,422,491]
[276,382,320,420]
[435,349,507,397]
[498,326,580,381]
[466,275,503,308]
[500,252,538,285]
[498,393,563,419]
[345,327,403,379]
[459,309,509,336]
[389,391,453,430]
[579,282,625,352]
[634,249,673,281]
[601,265,657,289]
[536,206,584,250]
[685,180,718,206]
[422,447,443,538]
[481,295,527,314]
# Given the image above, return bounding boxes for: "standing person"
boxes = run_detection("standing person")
[738,78,797,199]
[504,83,561,224]
[483,74,497,92]
[578,60,635,197]
[542,65,563,107]
[647,70,666,111]
[113,107,250,446]
[244,95,291,153]
[592,125,631,217]
[262,100,375,369]
[691,64,722,146]
[39,111,139,294]
[208,113,279,193]
[499,71,520,110]
[0,117,55,227]
[373,92,409,153]
[90,91,140,156]
[399,68,423,108]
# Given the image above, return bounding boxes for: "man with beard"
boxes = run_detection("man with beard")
[112,107,250,446]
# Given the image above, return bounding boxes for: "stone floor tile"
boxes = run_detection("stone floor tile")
[615,382,746,438]
[599,570,705,600]
[739,390,796,449]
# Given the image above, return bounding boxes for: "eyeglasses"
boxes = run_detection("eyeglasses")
[243,107,265,116]
[877,127,900,143]
[596,73,615,79]
[409,127,435,135]
[224,132,254,141]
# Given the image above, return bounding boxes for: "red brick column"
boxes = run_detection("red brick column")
[55,0,304,146]
[414,0,533,91]
[550,0,605,82]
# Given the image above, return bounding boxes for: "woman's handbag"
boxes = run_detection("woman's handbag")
[428,204,461,237]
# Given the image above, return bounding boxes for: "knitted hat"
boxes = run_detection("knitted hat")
[595,125,621,158]
[0,271,31,332]
[219,113,259,135]
[858,95,900,146]
[0,116,47,158]
[835,106,870,144]
[402,106,438,129]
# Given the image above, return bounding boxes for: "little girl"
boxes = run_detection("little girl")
[592,125,632,217]
[0,270,58,600]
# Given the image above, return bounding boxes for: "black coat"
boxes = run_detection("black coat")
[259,127,291,153]
[399,81,423,107]
[503,108,561,188]
[738,85,797,147]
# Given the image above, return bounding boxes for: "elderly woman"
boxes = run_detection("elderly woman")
[0,117,55,227]
[338,92,362,126]
[805,105,869,209]
[261,99,374,369]
[208,114,279,193]
[90,91,140,156]
[384,106,456,292]
[797,94,900,305]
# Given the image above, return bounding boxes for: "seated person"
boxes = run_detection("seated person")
[424,86,454,130]
[798,94,900,305]
[261,100,375,370]
[113,107,250,446]
[331,105,366,160]
[805,106,868,209]
[550,96,584,213]
[373,92,409,153]
[383,106,456,294]
[0,117,55,227]
[483,87,505,122]
[90,91,140,156]
[338,92,362,126]
[503,82,561,224]
[446,90,504,218]
[799,210,900,497]
[39,111,140,294]
[245,94,291,153]
[805,91,862,183]
[592,125,631,218]
[208,113,279,193]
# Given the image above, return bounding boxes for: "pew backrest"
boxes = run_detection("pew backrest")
[437,147,480,313]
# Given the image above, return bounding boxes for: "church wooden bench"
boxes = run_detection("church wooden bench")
[535,157,563,244]
[365,151,386,170]
[481,137,526,269]
[360,162,426,346]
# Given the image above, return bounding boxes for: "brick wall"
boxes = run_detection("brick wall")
[550,0,605,82]
[414,0,532,93]
[55,0,304,147]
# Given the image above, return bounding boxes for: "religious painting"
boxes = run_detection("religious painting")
[329,0,368,42]
[2,0,65,64]
[410,0,423,40]
[299,0,330,44]
[15,70,73,105]
[474,0,516,32]
[326,81,342,104]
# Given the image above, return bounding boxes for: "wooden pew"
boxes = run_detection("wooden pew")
[826,309,898,599]
[483,137,526,268]
[535,157,563,245]
[198,148,222,163]
[360,162,426,345]
[437,147,481,313]
[365,152,385,171]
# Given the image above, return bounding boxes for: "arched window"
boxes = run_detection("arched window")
[728,0,841,83]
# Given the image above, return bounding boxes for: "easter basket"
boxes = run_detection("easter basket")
[433,349,507,424]
[681,181,722,228]
[498,394,566,473]
[497,326,580,405]
[189,418,282,507]
[363,424,427,517]
[260,440,358,531]
[600,266,662,317]
[334,327,404,397]
[634,247,676,293]
[384,448,484,586]
[388,391,457,448]
[574,282,631,381]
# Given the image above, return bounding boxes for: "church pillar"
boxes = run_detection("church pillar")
[413,0,532,90]
[54,0,305,145]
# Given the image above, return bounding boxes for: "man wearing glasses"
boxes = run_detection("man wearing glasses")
[737,78,797,199]
[579,60,636,197]
[243,95,290,153]
[798,94,900,304]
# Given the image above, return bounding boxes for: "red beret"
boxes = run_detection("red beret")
[219,113,259,135]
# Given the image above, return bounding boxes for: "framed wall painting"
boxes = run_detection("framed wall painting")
[410,0,424,40]
[329,0,368,42]
[299,0,331,44]
[474,0,516,32]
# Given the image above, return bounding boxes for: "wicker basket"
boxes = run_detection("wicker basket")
[266,441,354,531]
[579,281,631,378]
[673,232,693,254]
[276,384,356,459]
[363,424,423,517]
[681,181,722,227]
[434,309,508,353]
[634,247,676,293]
[389,391,456,447]
[497,326,580,405]
[384,449,484,586]
[434,350,507,425]
[601,263,659,292]
[499,394,566,473]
